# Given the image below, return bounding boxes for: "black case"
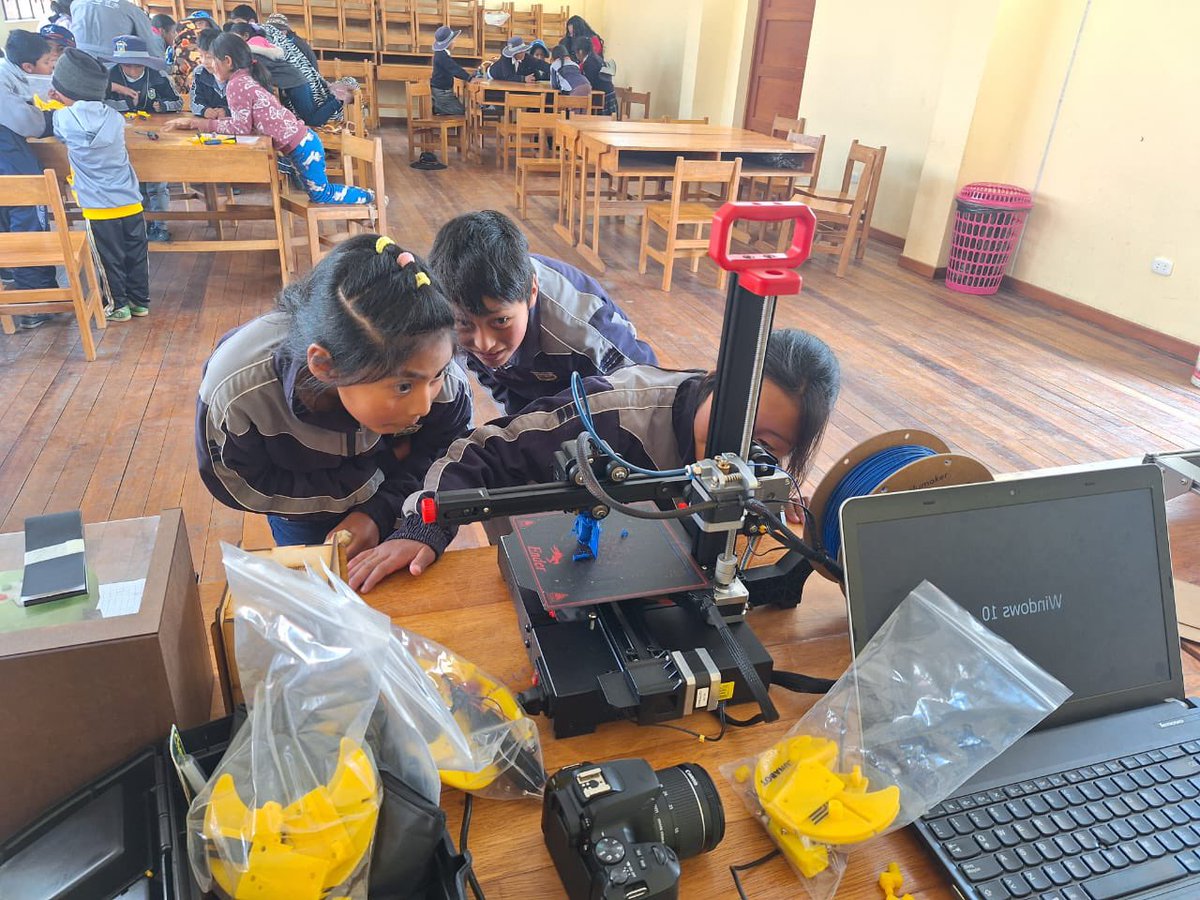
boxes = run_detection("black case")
[0,715,472,900]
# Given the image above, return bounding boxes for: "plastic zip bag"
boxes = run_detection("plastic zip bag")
[724,580,1071,899]
[187,545,393,900]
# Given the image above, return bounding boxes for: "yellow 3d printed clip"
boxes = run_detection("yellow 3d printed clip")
[428,656,525,792]
[33,95,65,111]
[738,735,900,878]
[202,737,379,900]
[124,110,151,120]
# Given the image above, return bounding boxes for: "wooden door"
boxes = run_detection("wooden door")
[743,0,816,134]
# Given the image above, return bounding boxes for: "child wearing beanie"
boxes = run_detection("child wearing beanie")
[50,48,150,322]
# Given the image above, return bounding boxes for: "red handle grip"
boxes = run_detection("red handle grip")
[708,201,817,271]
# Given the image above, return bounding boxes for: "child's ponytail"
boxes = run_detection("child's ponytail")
[277,234,456,387]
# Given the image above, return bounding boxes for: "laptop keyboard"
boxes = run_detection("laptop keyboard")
[923,741,1200,899]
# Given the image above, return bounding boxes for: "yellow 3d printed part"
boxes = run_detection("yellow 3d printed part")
[429,656,526,792]
[202,738,379,900]
[746,735,900,878]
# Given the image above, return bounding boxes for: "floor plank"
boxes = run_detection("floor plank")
[1,125,1197,582]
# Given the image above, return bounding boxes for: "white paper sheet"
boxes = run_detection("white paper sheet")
[97,578,146,618]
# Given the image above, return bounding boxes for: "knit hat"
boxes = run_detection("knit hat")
[501,36,530,58]
[111,33,166,71]
[51,48,108,102]
[264,12,289,28]
[39,24,76,49]
[432,25,460,51]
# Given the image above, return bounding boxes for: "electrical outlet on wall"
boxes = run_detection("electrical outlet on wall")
[1151,257,1174,276]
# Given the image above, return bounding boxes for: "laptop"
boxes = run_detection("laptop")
[840,464,1200,900]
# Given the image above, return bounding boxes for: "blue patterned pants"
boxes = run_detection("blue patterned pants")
[287,130,374,205]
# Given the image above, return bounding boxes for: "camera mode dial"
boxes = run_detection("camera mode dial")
[594,837,626,865]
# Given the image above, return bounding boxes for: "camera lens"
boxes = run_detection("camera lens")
[653,763,725,858]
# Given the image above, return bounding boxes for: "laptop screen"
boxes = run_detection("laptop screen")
[841,465,1183,728]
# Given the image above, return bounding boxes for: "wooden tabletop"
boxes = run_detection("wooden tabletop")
[365,492,1200,899]
[580,128,817,155]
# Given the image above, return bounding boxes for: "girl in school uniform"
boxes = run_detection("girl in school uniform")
[348,328,841,591]
[162,33,369,205]
[549,43,590,96]
[196,235,473,554]
[572,35,616,116]
[562,15,604,56]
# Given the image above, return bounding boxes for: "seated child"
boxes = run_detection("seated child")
[549,43,590,96]
[430,25,470,116]
[196,235,472,553]
[38,23,75,61]
[429,210,657,415]
[190,27,228,119]
[163,33,371,205]
[106,33,180,242]
[0,30,58,329]
[519,39,551,81]
[347,328,841,590]
[50,48,150,322]
[224,22,335,126]
[490,37,533,83]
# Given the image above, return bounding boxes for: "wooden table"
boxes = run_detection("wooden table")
[361,489,1200,899]
[553,121,817,273]
[30,118,290,282]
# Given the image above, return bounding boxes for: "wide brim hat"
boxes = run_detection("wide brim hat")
[411,151,447,170]
[502,37,531,58]
[433,26,461,51]
[111,34,166,71]
[528,39,549,56]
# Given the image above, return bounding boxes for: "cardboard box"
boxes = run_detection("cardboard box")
[213,534,349,709]
[0,509,214,840]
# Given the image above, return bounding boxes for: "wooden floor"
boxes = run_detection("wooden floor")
[2,126,1199,585]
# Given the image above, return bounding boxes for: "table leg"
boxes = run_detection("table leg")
[575,144,606,273]
[204,183,226,241]
[553,134,577,246]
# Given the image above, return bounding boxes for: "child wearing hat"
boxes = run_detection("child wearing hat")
[519,39,550,82]
[38,23,75,61]
[430,25,470,116]
[489,36,534,83]
[106,33,180,243]
[49,48,151,323]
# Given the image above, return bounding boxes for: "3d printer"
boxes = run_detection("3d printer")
[421,203,841,738]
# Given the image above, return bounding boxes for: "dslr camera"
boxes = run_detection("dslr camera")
[542,758,725,900]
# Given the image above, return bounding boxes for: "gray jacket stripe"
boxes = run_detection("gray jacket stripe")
[534,259,631,364]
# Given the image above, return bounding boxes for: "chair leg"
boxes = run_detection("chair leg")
[306,213,322,269]
[835,233,855,278]
[856,219,871,259]
[638,215,651,274]
[441,127,450,167]
[691,223,703,273]
[82,255,105,330]
[407,126,416,162]
[515,168,525,218]
[662,226,677,292]
[1,315,15,335]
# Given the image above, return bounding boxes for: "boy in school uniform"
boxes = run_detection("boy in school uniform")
[50,48,150,322]
[429,210,657,415]
[489,36,534,83]
[429,25,471,115]
[0,30,58,329]
[105,34,180,242]
[189,27,228,119]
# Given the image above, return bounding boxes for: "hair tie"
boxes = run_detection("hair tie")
[414,271,431,288]
[375,235,396,255]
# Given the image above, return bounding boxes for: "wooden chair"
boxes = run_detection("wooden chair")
[513,110,561,218]
[552,94,591,116]
[445,0,479,55]
[405,81,468,164]
[497,95,548,173]
[745,132,825,242]
[790,140,886,277]
[0,170,105,360]
[413,0,442,50]
[639,157,742,292]
[618,88,650,120]
[280,133,385,270]
[482,2,514,54]
[378,0,416,52]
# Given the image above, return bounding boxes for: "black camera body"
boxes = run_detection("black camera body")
[542,759,725,900]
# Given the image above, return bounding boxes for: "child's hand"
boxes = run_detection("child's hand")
[347,539,436,592]
[524,73,536,83]
[111,83,140,101]
[47,87,73,106]
[152,101,164,113]
[203,108,226,120]
[328,511,380,558]
[162,117,197,131]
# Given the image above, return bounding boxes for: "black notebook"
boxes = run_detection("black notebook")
[19,511,88,607]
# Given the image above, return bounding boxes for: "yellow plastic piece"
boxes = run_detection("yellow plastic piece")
[124,110,151,119]
[429,656,527,793]
[33,95,65,110]
[751,735,900,878]
[878,862,914,900]
[202,738,379,900]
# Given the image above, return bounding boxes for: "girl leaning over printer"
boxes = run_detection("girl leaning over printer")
[348,328,841,593]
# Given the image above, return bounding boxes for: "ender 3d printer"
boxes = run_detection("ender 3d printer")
[422,203,841,738]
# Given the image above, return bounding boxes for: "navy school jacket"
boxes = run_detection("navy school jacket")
[468,255,658,415]
[390,366,705,555]
[196,313,473,537]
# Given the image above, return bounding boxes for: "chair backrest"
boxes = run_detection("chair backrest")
[590,90,606,113]
[771,115,806,140]
[789,132,825,189]
[657,116,709,125]
[515,110,559,158]
[665,156,742,219]
[840,140,886,221]
[569,112,616,120]
[0,170,73,280]
[406,80,432,120]
[553,94,590,114]
[343,91,366,135]
[622,89,651,119]
[338,133,385,204]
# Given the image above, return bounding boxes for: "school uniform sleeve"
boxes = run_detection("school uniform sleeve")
[105,68,136,112]
[150,70,182,113]
[386,368,695,556]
